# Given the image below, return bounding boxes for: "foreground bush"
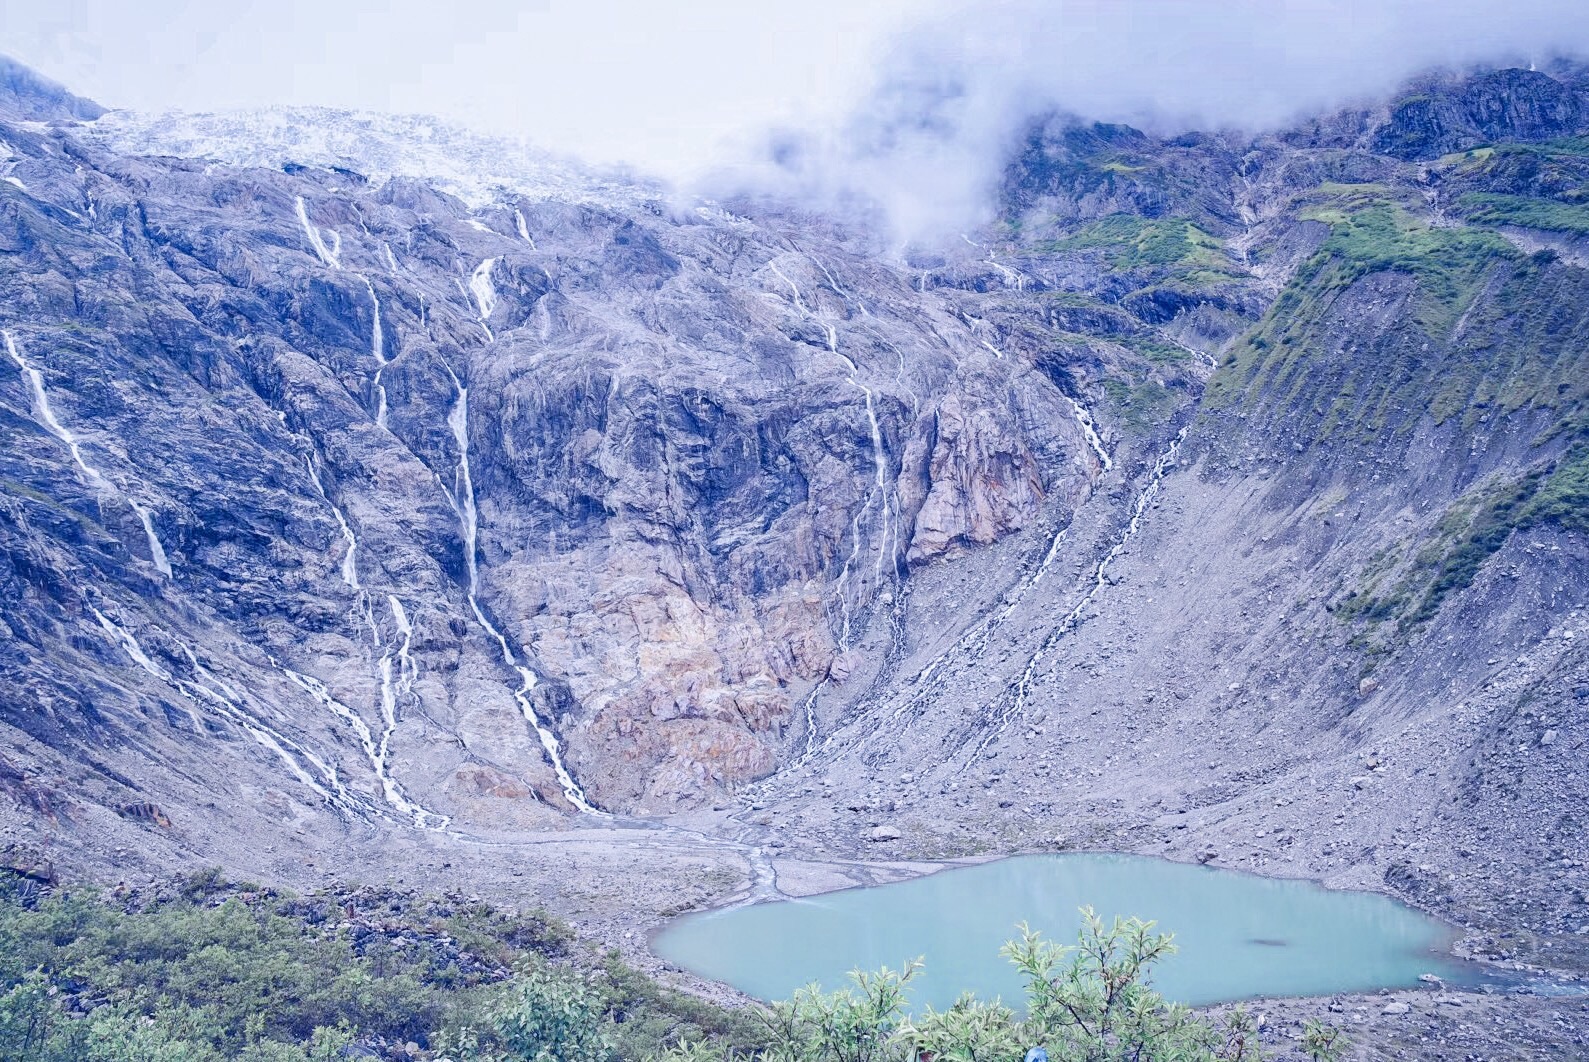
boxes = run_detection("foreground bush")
[0,868,757,1061]
[654,908,1347,1062]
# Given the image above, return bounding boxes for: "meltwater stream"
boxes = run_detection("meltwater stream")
[653,853,1491,1009]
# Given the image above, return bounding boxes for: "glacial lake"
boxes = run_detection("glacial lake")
[653,853,1478,1008]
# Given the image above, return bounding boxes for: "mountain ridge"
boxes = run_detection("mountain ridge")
[0,55,104,123]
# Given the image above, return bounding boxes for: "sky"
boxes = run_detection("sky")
[4,0,926,175]
[7,0,1589,240]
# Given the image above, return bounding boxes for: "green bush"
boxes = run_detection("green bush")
[460,957,613,1062]
[654,909,1346,1062]
[0,870,747,1061]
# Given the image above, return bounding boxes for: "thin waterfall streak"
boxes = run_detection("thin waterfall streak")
[765,263,897,659]
[390,596,416,700]
[767,261,808,314]
[281,664,449,830]
[5,332,105,488]
[1065,395,1113,473]
[862,394,1115,755]
[442,364,597,813]
[130,502,173,577]
[6,329,173,576]
[358,273,391,429]
[787,682,828,772]
[514,209,537,248]
[295,196,341,269]
[92,607,363,813]
[306,456,359,590]
[362,277,386,365]
[469,257,497,341]
[976,427,1188,754]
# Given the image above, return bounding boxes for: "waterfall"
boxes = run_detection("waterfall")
[976,427,1188,753]
[294,196,342,269]
[469,258,498,340]
[1065,395,1114,473]
[281,664,448,829]
[766,261,896,652]
[441,365,597,812]
[5,329,173,577]
[91,606,367,815]
[360,277,390,429]
[130,502,174,577]
[305,456,360,590]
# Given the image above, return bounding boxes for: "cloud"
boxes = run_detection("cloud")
[9,0,1588,245]
[718,0,1589,245]
[1,0,918,187]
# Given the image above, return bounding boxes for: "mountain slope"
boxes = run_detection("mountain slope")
[0,59,1585,994]
[0,55,104,123]
[1,92,1139,839]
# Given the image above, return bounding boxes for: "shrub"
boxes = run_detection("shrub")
[482,957,613,1062]
[0,872,738,1061]
[653,909,1346,1062]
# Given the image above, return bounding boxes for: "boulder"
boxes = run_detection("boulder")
[114,801,172,828]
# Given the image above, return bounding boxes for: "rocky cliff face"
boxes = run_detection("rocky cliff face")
[1,59,1586,983]
[0,92,1121,829]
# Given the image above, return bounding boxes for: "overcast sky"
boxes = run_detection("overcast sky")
[8,1,1589,239]
[5,0,926,175]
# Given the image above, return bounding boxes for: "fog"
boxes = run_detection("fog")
[8,0,1589,242]
[729,0,1589,242]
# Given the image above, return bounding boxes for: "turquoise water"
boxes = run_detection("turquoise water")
[652,853,1474,1008]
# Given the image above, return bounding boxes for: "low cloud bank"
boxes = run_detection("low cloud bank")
[711,0,1589,245]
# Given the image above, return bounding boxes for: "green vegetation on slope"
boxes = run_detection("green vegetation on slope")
[1204,184,1589,631]
[1041,214,1230,272]
[1332,255,1589,630]
[1458,193,1589,235]
[1304,204,1513,326]
[1206,201,1520,431]
[0,868,758,1062]
[1293,181,1404,225]
[1339,441,1589,630]
[1422,257,1589,428]
[1099,375,1185,433]
[1438,138,1589,168]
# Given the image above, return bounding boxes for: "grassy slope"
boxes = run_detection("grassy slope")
[1205,182,1589,634]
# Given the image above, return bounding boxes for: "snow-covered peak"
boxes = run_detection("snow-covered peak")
[84,105,661,209]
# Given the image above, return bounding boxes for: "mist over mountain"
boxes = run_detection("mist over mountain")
[0,54,103,123]
[729,0,1589,242]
